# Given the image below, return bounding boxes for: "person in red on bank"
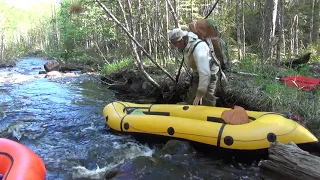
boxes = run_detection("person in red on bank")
[168,28,221,106]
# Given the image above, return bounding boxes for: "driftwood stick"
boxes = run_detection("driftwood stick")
[259,141,320,180]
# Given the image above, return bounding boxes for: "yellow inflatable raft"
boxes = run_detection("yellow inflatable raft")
[103,101,318,150]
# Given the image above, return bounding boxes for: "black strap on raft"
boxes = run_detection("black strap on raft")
[123,107,149,113]
[176,41,204,84]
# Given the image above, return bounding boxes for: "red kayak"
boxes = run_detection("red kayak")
[0,138,46,180]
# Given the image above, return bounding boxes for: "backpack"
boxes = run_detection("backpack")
[187,19,230,70]
[221,106,249,125]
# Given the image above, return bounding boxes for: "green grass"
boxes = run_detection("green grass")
[234,54,320,134]
[102,58,132,75]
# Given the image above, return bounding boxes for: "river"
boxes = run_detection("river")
[0,58,260,180]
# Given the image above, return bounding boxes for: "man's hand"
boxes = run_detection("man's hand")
[193,97,202,105]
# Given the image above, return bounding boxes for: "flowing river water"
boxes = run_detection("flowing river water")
[0,58,260,180]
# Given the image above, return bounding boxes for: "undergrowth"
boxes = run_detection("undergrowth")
[101,58,132,75]
[234,55,320,134]
[96,53,320,134]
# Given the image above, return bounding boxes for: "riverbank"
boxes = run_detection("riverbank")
[99,60,320,137]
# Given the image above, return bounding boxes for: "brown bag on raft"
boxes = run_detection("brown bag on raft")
[221,106,249,125]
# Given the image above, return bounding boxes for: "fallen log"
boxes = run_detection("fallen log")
[281,52,311,68]
[259,141,320,180]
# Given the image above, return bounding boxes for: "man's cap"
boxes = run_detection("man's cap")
[168,28,188,43]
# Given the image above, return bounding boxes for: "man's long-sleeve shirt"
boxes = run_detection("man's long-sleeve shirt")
[183,32,219,99]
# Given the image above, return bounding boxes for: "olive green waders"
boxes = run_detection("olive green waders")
[186,72,220,106]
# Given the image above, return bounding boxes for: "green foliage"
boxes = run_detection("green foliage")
[102,58,132,75]
[54,0,118,63]
[237,54,259,71]
[306,44,320,62]
[0,0,54,61]
[242,9,261,48]
[3,42,29,59]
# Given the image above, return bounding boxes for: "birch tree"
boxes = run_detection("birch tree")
[275,0,285,64]
[290,15,299,56]
[241,0,245,57]
[0,11,4,61]
[261,0,279,62]
[236,0,244,60]
[311,0,320,43]
[96,0,176,88]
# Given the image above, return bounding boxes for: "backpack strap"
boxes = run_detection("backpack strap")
[176,40,203,83]
[191,40,218,71]
[190,40,203,55]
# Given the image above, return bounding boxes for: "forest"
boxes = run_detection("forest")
[0,0,319,132]
[1,0,319,65]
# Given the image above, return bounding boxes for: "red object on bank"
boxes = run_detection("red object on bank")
[276,75,319,91]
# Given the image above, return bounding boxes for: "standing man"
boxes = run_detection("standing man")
[168,28,221,106]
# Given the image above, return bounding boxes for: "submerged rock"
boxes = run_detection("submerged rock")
[103,139,257,180]
[104,140,196,179]
[0,63,15,68]
[44,60,61,72]
[155,140,195,157]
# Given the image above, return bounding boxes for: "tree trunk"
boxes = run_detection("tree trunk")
[158,0,167,66]
[0,26,4,61]
[309,0,316,44]
[259,141,320,180]
[290,17,294,57]
[241,0,245,57]
[145,3,152,55]
[261,0,278,62]
[190,0,194,21]
[311,0,320,43]
[165,0,170,65]
[51,4,60,48]
[290,14,299,56]
[279,0,285,57]
[271,0,279,38]
[118,0,158,87]
[166,0,180,28]
[138,0,143,59]
[276,0,284,64]
[294,15,299,55]
[236,0,243,60]
[94,41,110,65]
[260,1,267,62]
[154,0,159,63]
[0,12,4,61]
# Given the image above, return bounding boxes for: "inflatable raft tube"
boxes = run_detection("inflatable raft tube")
[0,138,46,180]
[103,102,319,151]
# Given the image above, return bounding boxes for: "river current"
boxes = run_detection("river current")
[0,58,260,180]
